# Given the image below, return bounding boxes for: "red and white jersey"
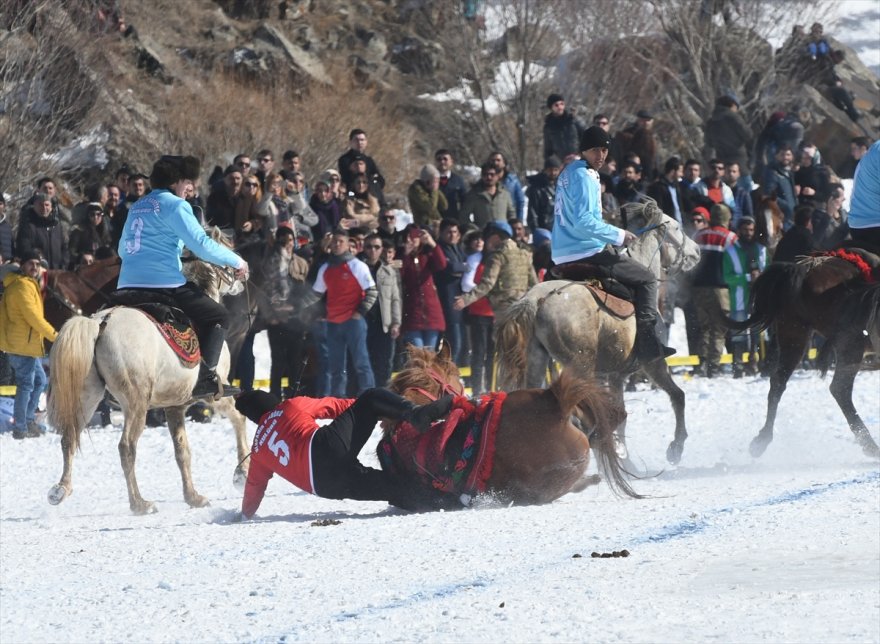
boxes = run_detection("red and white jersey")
[241,396,355,518]
[313,257,375,323]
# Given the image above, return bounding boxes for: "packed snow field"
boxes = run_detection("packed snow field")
[1,347,878,643]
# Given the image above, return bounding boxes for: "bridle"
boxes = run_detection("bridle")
[632,218,689,280]
[402,366,463,402]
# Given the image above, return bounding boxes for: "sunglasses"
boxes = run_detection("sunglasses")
[237,162,250,167]
[596,120,609,125]
[381,215,395,220]
[244,182,259,187]
[691,218,705,223]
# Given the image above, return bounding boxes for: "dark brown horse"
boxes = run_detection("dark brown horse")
[44,257,121,330]
[731,253,880,458]
[382,345,640,504]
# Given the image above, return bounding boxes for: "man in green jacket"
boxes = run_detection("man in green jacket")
[0,250,58,438]
[453,220,537,316]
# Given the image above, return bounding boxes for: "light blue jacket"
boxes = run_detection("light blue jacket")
[118,189,243,289]
[551,159,625,264]
[849,140,880,230]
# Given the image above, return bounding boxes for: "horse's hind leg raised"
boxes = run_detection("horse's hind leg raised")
[165,406,210,508]
[48,376,104,506]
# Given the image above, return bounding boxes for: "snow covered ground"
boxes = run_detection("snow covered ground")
[1,330,878,643]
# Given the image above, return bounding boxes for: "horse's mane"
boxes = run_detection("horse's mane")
[622,198,665,231]
[182,226,233,299]
[386,346,460,436]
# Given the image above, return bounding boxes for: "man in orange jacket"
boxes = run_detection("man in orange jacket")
[235,388,456,518]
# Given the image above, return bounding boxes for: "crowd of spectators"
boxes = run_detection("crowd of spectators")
[1,76,876,405]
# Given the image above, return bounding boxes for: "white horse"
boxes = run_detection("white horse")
[47,233,249,514]
[495,201,701,465]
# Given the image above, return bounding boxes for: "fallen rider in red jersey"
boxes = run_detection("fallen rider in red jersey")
[234,388,459,518]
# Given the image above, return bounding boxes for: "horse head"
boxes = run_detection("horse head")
[758,196,785,251]
[625,199,700,278]
[385,344,462,434]
[182,227,245,300]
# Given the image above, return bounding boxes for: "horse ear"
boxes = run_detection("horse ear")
[437,338,452,363]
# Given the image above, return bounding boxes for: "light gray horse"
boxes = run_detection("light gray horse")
[47,231,249,514]
[495,201,701,465]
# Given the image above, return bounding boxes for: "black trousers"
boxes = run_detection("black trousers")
[157,282,229,333]
[566,247,659,323]
[311,390,398,502]
[310,389,457,510]
[850,227,880,252]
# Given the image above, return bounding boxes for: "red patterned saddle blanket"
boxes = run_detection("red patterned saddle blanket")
[378,392,506,500]
[131,308,201,368]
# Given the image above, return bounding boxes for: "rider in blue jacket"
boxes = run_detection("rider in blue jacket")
[117,155,249,399]
[551,126,674,362]
[848,140,880,250]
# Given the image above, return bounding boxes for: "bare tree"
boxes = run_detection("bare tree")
[0,2,105,206]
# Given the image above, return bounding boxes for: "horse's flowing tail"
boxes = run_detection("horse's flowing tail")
[495,296,538,390]
[548,371,641,499]
[48,316,102,453]
[727,262,808,332]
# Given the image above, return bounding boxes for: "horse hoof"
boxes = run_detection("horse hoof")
[862,442,880,460]
[749,436,769,458]
[132,501,158,515]
[187,495,210,509]
[233,467,248,491]
[47,484,69,505]
[666,441,683,465]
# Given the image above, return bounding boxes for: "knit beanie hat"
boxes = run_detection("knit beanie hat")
[579,126,611,152]
[546,93,564,108]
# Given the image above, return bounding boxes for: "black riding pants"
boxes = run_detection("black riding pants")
[574,247,659,323]
[310,390,456,510]
[311,390,397,502]
[159,282,229,333]
[850,227,880,252]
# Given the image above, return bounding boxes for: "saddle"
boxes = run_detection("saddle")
[108,289,201,367]
[378,392,505,502]
[550,263,635,319]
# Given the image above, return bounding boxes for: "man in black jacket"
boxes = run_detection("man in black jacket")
[338,128,385,191]
[526,155,560,231]
[15,193,68,269]
[543,93,586,162]
[647,156,690,225]
[434,149,469,221]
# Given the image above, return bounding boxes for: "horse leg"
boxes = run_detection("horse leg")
[829,344,880,458]
[213,397,251,489]
[165,405,210,508]
[570,472,602,493]
[642,360,688,465]
[118,404,155,514]
[751,324,807,458]
[525,337,552,388]
[48,379,104,506]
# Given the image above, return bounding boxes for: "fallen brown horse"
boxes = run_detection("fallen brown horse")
[730,251,880,458]
[381,345,640,505]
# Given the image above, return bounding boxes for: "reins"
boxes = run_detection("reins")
[402,366,463,402]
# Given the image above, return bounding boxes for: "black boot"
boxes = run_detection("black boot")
[407,394,455,433]
[192,324,239,400]
[636,321,675,363]
[363,388,454,433]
